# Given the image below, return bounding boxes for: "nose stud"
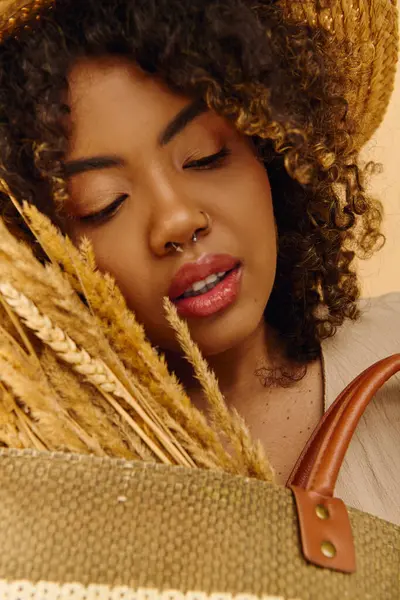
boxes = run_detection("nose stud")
[168,211,211,254]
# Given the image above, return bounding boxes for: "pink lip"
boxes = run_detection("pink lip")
[173,266,243,318]
[168,254,241,301]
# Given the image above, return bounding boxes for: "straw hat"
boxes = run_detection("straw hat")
[0,0,398,150]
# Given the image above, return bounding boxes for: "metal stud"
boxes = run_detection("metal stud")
[316,504,330,520]
[321,541,337,559]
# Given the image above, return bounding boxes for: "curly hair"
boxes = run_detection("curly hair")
[0,0,384,362]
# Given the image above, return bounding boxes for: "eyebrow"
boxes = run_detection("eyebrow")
[158,98,208,146]
[64,98,208,177]
[64,156,125,178]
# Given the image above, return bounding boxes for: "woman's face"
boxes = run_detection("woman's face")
[65,57,277,355]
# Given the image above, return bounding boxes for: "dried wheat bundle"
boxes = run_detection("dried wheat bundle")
[0,181,274,481]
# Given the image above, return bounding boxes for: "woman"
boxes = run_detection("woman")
[0,0,398,524]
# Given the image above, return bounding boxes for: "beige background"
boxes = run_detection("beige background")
[358,41,400,298]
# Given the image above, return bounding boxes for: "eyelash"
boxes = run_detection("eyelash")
[183,145,231,170]
[79,146,231,226]
[79,193,128,225]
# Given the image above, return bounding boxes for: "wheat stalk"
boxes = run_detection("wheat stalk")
[79,236,97,271]
[0,290,38,361]
[0,381,44,450]
[6,398,48,452]
[0,178,58,266]
[164,298,274,481]
[0,282,195,466]
[40,349,152,461]
[0,326,108,455]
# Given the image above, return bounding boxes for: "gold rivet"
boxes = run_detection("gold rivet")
[321,541,337,558]
[8,17,17,26]
[316,504,330,520]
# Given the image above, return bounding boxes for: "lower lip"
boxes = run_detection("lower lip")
[173,266,243,318]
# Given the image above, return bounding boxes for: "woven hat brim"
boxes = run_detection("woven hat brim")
[279,1,399,149]
[0,0,399,150]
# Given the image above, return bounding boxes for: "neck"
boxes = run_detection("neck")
[165,319,296,410]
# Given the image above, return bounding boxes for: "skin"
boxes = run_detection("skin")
[65,56,324,482]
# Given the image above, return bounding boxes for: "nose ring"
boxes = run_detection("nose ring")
[170,242,184,253]
[169,211,211,254]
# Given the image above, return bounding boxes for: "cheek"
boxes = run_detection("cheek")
[77,215,159,314]
[235,170,275,241]
[81,215,179,351]
[91,234,171,344]
[217,158,276,272]
[227,160,277,307]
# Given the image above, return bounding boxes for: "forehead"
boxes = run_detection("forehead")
[67,57,189,157]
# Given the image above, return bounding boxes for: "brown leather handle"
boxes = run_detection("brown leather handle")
[288,354,400,496]
[286,361,377,489]
[287,354,400,573]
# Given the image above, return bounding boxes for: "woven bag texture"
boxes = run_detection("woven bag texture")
[0,449,398,600]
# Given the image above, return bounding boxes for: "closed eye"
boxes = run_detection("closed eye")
[79,194,128,225]
[183,146,231,170]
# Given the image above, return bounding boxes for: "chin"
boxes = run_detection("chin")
[182,299,267,358]
[141,274,273,358]
[143,300,264,358]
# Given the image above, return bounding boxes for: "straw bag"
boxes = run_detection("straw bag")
[0,354,398,600]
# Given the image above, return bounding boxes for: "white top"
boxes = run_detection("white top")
[321,292,400,525]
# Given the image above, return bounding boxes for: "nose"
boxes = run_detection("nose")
[148,179,210,257]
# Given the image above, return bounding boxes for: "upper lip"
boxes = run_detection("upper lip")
[168,253,240,300]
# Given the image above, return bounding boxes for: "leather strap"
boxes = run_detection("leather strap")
[287,353,400,573]
[291,487,356,573]
[289,354,400,494]
[287,361,377,489]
